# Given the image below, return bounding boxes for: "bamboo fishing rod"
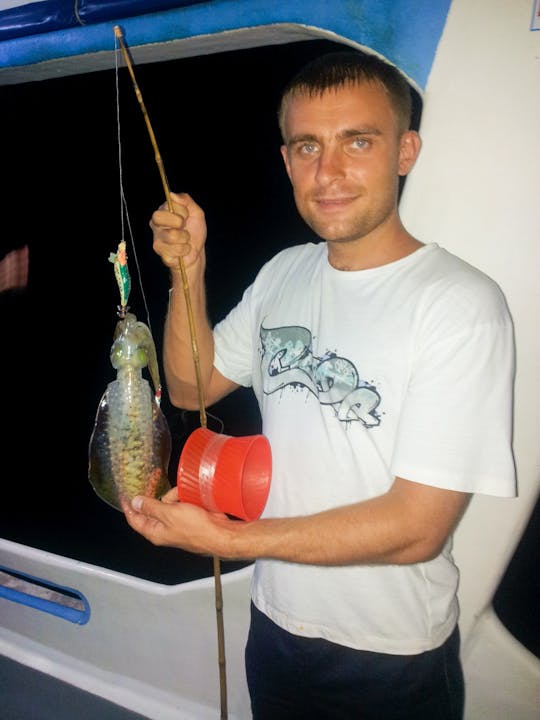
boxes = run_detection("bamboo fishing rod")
[113,25,228,720]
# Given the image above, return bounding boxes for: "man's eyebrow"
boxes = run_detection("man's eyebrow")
[339,127,382,139]
[286,133,318,147]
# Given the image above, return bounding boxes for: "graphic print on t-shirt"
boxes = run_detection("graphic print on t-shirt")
[260,324,381,427]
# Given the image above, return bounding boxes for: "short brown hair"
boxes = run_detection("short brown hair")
[278,51,413,138]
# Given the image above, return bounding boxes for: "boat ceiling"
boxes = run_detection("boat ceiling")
[0,0,452,89]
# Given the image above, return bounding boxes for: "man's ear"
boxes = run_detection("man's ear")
[280,144,293,182]
[398,130,422,176]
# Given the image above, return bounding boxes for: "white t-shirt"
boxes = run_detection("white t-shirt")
[213,242,516,654]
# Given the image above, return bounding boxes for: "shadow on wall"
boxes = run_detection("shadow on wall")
[492,493,540,658]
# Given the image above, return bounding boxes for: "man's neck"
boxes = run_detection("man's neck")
[327,224,423,272]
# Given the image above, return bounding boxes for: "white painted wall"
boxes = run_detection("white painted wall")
[401,0,540,642]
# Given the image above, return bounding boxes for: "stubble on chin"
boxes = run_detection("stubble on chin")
[304,212,378,246]
[304,194,397,247]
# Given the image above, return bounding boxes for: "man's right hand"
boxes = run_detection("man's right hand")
[150,192,207,271]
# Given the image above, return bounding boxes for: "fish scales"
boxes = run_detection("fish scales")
[109,375,154,497]
[89,313,171,511]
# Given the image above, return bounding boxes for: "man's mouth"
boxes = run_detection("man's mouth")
[313,196,357,209]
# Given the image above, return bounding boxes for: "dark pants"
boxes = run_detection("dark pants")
[245,603,464,720]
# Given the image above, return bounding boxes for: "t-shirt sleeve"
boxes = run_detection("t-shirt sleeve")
[213,283,256,388]
[390,287,516,497]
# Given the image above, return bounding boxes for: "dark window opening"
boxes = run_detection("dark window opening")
[0,39,422,584]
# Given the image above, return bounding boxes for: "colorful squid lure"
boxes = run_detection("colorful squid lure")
[88,242,171,511]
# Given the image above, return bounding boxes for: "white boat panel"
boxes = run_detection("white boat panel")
[0,538,253,719]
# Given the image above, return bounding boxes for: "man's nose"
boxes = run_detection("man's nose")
[315,146,346,183]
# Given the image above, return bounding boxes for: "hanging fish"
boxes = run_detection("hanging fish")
[88,243,171,511]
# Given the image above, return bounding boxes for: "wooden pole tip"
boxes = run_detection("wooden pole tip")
[113,25,123,39]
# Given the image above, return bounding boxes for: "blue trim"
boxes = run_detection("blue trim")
[0,0,452,89]
[0,0,76,41]
[0,566,90,625]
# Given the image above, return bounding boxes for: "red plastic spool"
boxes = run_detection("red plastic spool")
[177,427,272,521]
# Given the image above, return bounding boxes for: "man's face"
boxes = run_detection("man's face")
[280,82,418,246]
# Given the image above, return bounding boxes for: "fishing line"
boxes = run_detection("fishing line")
[113,26,228,720]
[114,34,153,333]
[113,27,207,429]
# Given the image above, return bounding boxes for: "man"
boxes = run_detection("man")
[125,51,516,719]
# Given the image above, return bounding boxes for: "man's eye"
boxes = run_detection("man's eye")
[350,137,369,150]
[299,143,319,155]
[343,136,371,157]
